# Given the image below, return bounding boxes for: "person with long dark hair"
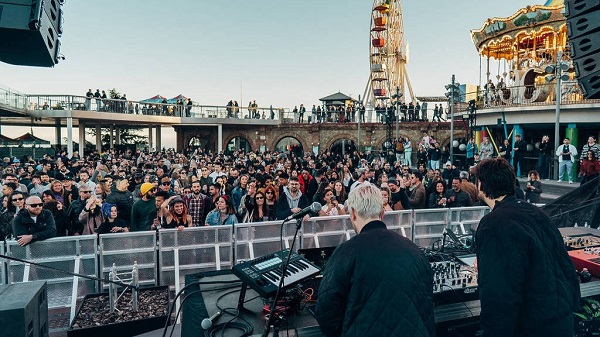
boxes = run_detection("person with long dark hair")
[525,170,543,204]
[205,196,238,226]
[579,151,600,185]
[161,196,192,231]
[428,180,447,208]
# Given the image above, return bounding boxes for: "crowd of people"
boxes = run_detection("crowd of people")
[1,132,598,245]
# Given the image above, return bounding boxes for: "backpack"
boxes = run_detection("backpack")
[396,141,405,152]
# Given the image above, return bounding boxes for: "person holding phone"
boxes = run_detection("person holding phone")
[319,188,346,216]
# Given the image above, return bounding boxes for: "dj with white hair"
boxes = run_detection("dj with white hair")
[315,182,435,337]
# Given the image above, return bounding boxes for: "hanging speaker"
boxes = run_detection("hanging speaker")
[0,0,63,67]
[566,10,600,39]
[569,29,600,58]
[564,0,600,18]
[574,53,600,78]
[577,72,600,99]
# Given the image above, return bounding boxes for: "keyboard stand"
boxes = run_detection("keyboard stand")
[237,282,254,314]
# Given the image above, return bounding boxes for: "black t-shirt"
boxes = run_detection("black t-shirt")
[562,145,570,161]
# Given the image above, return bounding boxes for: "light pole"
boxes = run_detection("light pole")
[545,50,570,180]
[392,86,402,141]
[445,75,460,165]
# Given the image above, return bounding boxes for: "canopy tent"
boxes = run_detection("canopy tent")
[0,134,19,146]
[167,94,188,104]
[15,132,50,146]
[140,94,167,103]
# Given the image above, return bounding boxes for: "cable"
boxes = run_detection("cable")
[0,253,135,289]
[439,284,474,317]
[160,280,242,337]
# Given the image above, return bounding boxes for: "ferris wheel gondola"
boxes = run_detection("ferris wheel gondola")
[367,0,415,106]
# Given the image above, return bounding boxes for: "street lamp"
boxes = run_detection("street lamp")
[392,86,402,140]
[545,50,570,180]
[445,75,460,165]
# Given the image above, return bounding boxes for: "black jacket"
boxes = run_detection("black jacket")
[315,220,435,337]
[106,189,134,226]
[12,208,56,243]
[475,196,580,337]
[274,188,310,220]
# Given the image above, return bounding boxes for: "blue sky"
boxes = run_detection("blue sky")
[0,0,543,147]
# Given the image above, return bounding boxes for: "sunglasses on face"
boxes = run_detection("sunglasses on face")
[12,197,24,202]
[27,203,43,208]
[162,182,171,186]
[81,190,91,194]
[255,196,264,200]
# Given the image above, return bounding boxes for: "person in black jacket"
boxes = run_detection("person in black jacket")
[474,158,580,337]
[274,177,309,220]
[105,177,134,227]
[12,196,56,246]
[512,134,528,177]
[315,182,435,337]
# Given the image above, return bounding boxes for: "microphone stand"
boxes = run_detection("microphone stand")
[262,217,304,337]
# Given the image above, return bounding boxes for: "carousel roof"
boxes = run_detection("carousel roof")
[470,0,566,60]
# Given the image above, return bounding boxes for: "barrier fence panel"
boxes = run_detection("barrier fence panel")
[449,206,490,235]
[301,215,352,249]
[413,209,449,248]
[383,210,414,240]
[99,231,157,290]
[235,221,297,263]
[0,241,5,285]
[159,226,233,290]
[5,235,97,310]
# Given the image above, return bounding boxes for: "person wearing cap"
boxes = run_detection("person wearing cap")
[441,162,460,186]
[12,196,56,246]
[159,176,176,197]
[130,182,157,232]
[105,177,134,227]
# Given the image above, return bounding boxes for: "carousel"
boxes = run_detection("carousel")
[470,0,580,106]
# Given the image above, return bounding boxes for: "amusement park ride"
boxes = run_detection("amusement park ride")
[363,0,415,109]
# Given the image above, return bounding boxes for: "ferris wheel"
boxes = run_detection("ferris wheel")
[367,0,414,105]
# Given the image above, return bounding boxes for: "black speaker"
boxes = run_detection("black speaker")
[566,10,600,39]
[0,0,64,67]
[569,30,600,58]
[574,53,600,78]
[577,72,600,99]
[0,281,48,337]
[565,0,600,18]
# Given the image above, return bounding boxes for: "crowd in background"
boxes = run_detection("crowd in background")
[1,132,598,245]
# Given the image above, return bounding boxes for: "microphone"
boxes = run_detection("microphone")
[285,202,322,222]
[201,311,221,329]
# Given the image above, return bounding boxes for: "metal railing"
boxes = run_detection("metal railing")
[0,84,28,110]
[25,94,290,121]
[0,206,490,316]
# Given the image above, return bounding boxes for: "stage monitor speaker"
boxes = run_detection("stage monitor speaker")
[564,0,600,18]
[0,0,63,67]
[576,71,600,99]
[0,281,48,337]
[566,10,600,39]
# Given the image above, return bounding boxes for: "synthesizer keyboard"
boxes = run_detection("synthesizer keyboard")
[233,250,321,298]
[568,248,600,277]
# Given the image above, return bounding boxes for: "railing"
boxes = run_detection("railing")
[465,82,600,112]
[0,206,490,320]
[0,84,28,110]
[25,94,290,121]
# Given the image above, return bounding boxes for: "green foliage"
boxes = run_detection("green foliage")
[86,127,148,148]
[575,298,600,321]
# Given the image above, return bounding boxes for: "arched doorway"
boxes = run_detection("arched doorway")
[226,136,252,153]
[330,139,356,155]
[275,137,303,156]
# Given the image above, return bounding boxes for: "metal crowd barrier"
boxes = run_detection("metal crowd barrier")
[0,206,490,315]
[99,231,157,290]
[4,235,97,322]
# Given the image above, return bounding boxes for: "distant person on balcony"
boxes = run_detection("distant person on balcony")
[512,134,528,177]
[101,90,107,111]
[299,104,306,123]
[556,137,577,183]
[94,89,101,111]
[466,138,478,167]
[433,104,441,122]
[293,106,298,123]
[85,89,93,110]
[537,135,552,180]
